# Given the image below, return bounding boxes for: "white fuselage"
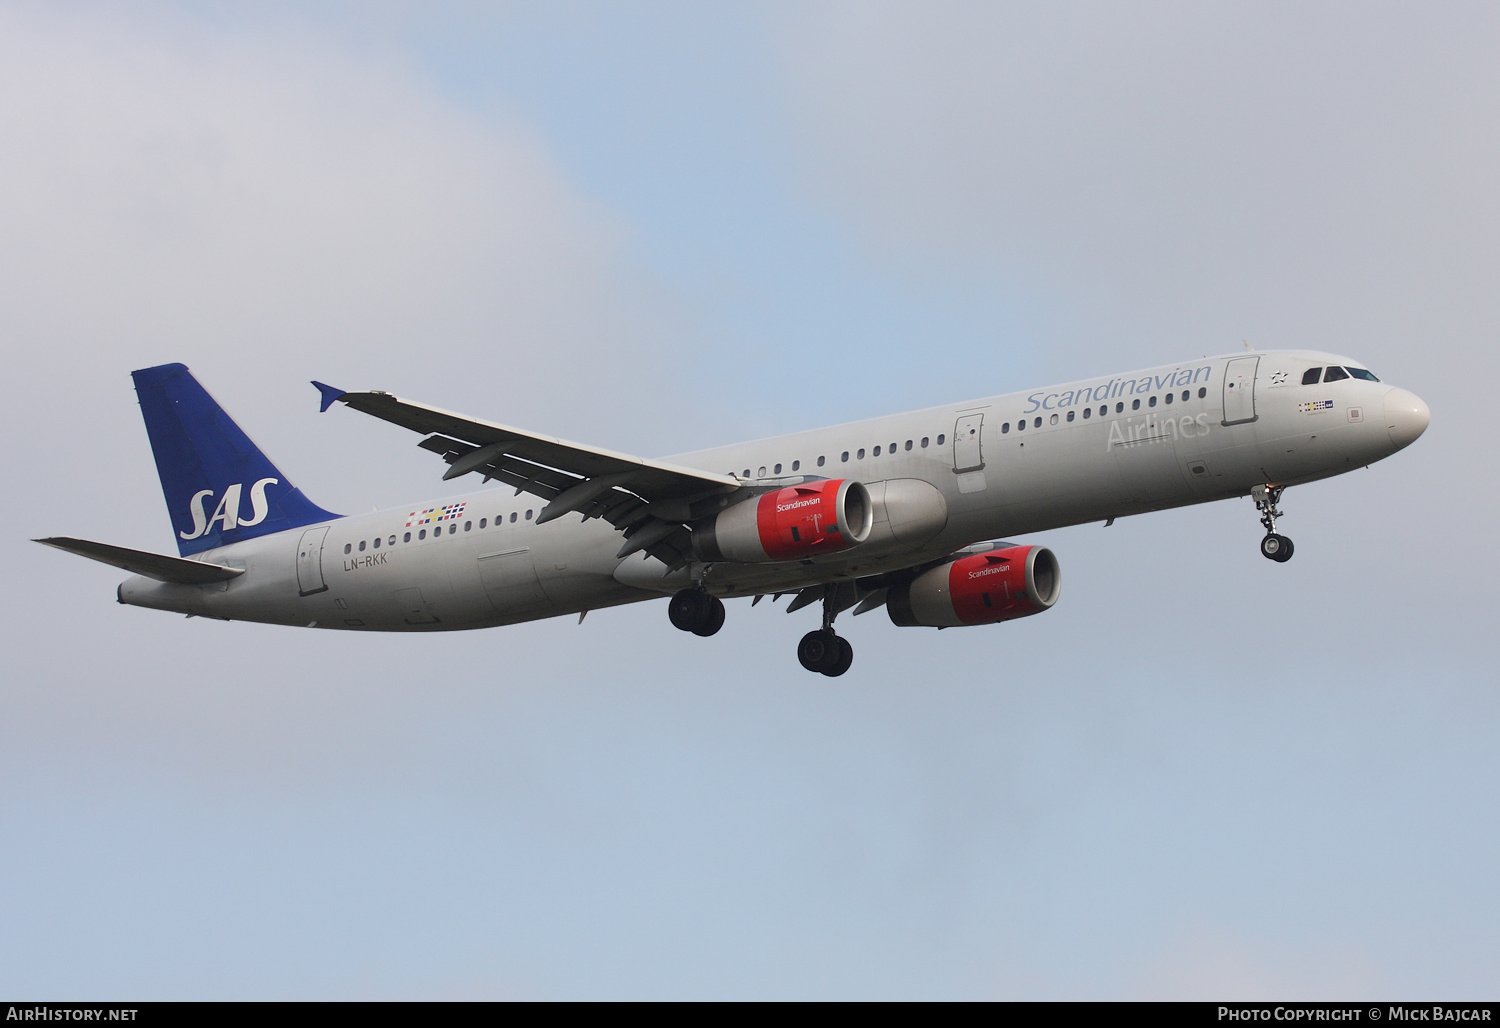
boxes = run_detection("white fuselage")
[118,350,1426,630]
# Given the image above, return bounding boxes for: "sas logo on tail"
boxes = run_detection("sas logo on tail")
[180,478,279,540]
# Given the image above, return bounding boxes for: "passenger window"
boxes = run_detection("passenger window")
[1033,418,1041,428]
[1050,414,1058,425]
[480,518,487,529]
[464,521,472,532]
[403,532,411,543]
[449,524,456,534]
[792,460,800,471]
[1164,393,1173,404]
[1149,396,1157,407]
[889,442,897,452]
[1083,408,1091,419]
[344,543,351,554]
[774,463,782,474]
[937,434,945,445]
[372,537,380,548]
[509,512,517,523]
[1116,402,1124,413]
[1067,410,1075,421]
[1017,419,1025,431]
[359,540,366,552]
[1346,367,1380,381]
[419,529,426,540]
[857,448,865,459]
[1302,368,1323,385]
[1198,387,1207,398]
[1132,399,1141,410]
[1181,391,1189,401]
[525,510,533,520]
[905,440,913,451]
[758,467,767,477]
[841,451,849,462]
[743,469,751,478]
[1324,366,1349,382]
[921,437,929,448]
[817,456,826,467]
[873,446,881,456]
[1002,422,1010,433]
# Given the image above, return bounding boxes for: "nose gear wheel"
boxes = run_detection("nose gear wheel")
[1251,484,1294,562]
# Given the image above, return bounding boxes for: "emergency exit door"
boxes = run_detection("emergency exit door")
[953,414,985,473]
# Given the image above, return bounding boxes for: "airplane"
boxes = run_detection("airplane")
[36,350,1429,676]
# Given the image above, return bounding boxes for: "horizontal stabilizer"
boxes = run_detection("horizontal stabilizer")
[34,537,245,585]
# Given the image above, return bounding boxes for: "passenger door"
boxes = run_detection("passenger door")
[295,526,329,596]
[1222,356,1260,426]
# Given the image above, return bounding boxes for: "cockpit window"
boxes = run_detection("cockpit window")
[1345,367,1380,382]
[1323,366,1349,382]
[1302,368,1322,385]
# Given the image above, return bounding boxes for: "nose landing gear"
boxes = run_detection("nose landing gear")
[796,586,854,676]
[1252,484,1294,563]
[668,587,726,636]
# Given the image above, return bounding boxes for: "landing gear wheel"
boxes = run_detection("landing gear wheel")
[668,588,710,632]
[821,636,854,677]
[1251,484,1295,563]
[1260,534,1294,563]
[692,595,726,637]
[798,629,841,674]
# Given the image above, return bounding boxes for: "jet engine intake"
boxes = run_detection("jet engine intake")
[693,479,873,563]
[887,544,1060,628]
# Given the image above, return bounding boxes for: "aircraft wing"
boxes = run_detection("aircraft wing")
[316,383,742,570]
[35,537,245,584]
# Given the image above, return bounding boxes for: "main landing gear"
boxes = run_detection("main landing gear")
[669,583,854,676]
[797,586,854,677]
[668,587,725,636]
[1252,483,1294,563]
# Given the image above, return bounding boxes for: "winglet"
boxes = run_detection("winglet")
[312,380,346,413]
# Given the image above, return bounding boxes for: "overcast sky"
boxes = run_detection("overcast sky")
[2,1,1496,999]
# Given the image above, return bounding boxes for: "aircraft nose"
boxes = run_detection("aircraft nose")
[1383,387,1430,451]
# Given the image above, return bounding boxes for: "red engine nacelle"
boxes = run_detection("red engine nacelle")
[693,479,874,563]
[887,544,1061,628]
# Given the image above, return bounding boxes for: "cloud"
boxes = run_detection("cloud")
[776,2,1500,370]
[0,4,699,520]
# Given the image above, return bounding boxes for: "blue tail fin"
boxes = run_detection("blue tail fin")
[132,364,339,556]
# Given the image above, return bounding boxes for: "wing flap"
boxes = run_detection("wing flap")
[35,537,245,584]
